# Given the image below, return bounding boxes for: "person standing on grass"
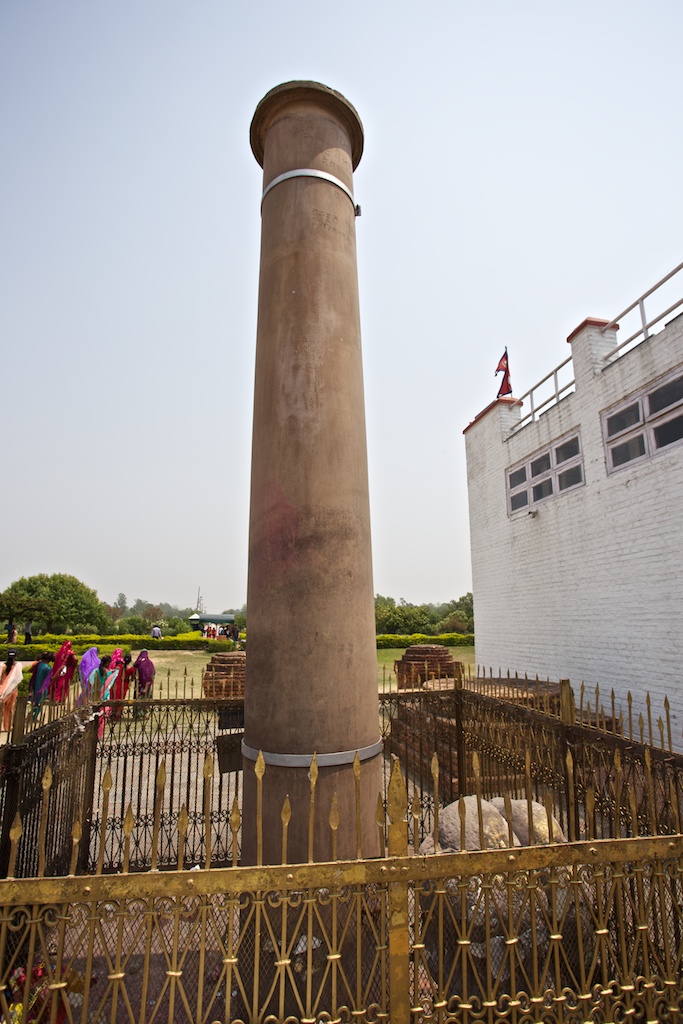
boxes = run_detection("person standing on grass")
[151,624,162,640]
[24,620,33,645]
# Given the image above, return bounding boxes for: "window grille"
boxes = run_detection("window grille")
[602,366,683,473]
[506,431,584,515]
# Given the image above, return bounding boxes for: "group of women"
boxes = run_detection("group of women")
[0,643,157,733]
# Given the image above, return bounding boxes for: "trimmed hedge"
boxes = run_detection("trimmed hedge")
[2,632,470,658]
[0,643,132,661]
[375,633,474,650]
[0,632,238,653]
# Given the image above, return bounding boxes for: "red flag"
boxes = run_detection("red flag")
[495,348,512,398]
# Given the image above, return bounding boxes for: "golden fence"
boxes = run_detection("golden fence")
[14,662,675,750]
[2,677,683,1022]
[0,752,682,1023]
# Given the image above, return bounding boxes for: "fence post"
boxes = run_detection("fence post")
[558,680,575,840]
[0,698,29,877]
[387,759,410,1024]
[454,673,467,796]
[10,696,28,746]
[78,715,100,874]
[559,679,575,725]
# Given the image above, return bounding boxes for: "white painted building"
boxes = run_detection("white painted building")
[464,266,683,745]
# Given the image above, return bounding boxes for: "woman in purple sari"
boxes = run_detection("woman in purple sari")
[134,651,156,698]
[79,647,100,705]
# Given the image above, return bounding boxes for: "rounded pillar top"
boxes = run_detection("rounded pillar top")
[250,80,364,170]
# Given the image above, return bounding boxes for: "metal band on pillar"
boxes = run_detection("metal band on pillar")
[261,168,361,216]
[241,737,382,767]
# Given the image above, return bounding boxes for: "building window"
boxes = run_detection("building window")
[602,367,683,473]
[507,432,583,515]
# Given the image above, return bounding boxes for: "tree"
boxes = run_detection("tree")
[114,593,128,614]
[0,574,108,633]
[223,604,247,629]
[375,593,474,636]
[116,615,148,635]
[0,593,54,628]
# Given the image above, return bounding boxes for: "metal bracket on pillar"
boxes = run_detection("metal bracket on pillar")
[241,737,382,767]
[261,168,361,215]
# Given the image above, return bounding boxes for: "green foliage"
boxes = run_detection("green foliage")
[0,574,108,634]
[115,616,148,635]
[0,631,229,654]
[0,643,132,661]
[374,593,474,636]
[376,633,474,649]
[223,604,247,629]
[206,638,238,653]
[163,616,195,636]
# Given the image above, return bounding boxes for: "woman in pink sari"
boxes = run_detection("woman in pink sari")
[49,641,78,703]
[107,649,125,699]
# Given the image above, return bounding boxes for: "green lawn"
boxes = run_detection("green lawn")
[132,646,476,697]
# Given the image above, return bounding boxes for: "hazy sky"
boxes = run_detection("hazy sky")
[2,0,682,612]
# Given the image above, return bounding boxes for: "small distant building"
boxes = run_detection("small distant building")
[188,613,235,629]
[464,264,683,743]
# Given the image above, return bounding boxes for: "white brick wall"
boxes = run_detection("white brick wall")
[465,314,683,746]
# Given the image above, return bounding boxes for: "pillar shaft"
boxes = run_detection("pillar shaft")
[242,82,380,864]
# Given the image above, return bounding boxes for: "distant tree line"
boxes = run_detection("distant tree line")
[374,593,473,635]
[220,599,472,635]
[0,575,198,637]
[0,575,473,638]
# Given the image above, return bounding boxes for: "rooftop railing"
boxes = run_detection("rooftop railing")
[601,258,683,361]
[510,354,575,434]
[509,259,683,435]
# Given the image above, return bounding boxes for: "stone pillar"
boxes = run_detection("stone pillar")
[242,81,381,865]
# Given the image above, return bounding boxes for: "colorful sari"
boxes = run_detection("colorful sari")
[91,664,116,738]
[134,651,156,698]
[107,649,124,699]
[79,648,100,704]
[0,659,31,733]
[49,642,78,703]
[29,661,52,718]
[89,665,116,702]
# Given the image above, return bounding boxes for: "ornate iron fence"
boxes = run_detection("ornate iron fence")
[2,679,683,1021]
[3,681,682,880]
[89,698,243,872]
[0,754,682,1023]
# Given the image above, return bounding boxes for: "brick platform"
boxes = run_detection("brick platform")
[202,651,246,699]
[394,645,462,690]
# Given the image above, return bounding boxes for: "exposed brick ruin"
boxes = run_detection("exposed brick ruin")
[394,645,463,690]
[202,651,246,699]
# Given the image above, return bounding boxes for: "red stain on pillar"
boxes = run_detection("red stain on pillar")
[251,479,299,588]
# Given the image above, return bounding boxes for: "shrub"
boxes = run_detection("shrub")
[0,631,231,654]
[375,633,474,650]
[0,643,132,661]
